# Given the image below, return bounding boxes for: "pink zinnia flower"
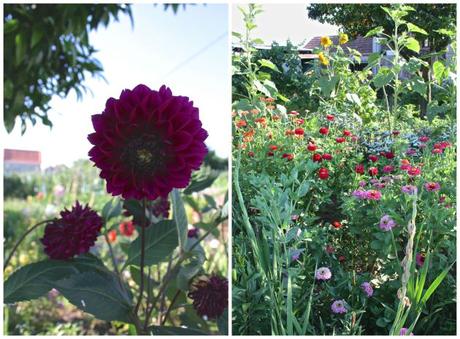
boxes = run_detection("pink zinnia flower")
[88,85,208,200]
[383,165,394,173]
[315,267,332,280]
[424,182,440,192]
[331,300,347,314]
[360,282,373,297]
[406,148,417,156]
[419,135,429,142]
[379,214,396,231]
[41,201,103,260]
[401,185,417,195]
[432,148,443,154]
[399,328,414,336]
[366,190,382,200]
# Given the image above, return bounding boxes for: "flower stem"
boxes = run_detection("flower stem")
[4,219,52,270]
[134,198,148,328]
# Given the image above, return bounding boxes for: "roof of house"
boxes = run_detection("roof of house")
[4,149,41,164]
[304,35,374,55]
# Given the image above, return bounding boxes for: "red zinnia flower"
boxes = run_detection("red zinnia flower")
[294,128,305,136]
[407,167,421,176]
[88,85,208,200]
[282,153,295,161]
[326,114,334,121]
[307,143,317,152]
[419,136,429,142]
[288,111,299,116]
[355,164,365,174]
[296,118,304,125]
[318,168,329,180]
[119,220,135,236]
[383,165,394,173]
[336,137,345,143]
[269,145,278,151]
[432,148,443,154]
[235,120,247,128]
[312,153,322,162]
[385,152,395,159]
[332,221,342,229]
[319,127,329,135]
[107,230,117,243]
[369,155,379,162]
[248,151,255,157]
[41,201,103,260]
[392,130,400,136]
[338,255,346,263]
[368,167,378,176]
[322,153,332,160]
[343,130,351,137]
[267,151,274,157]
[188,275,228,319]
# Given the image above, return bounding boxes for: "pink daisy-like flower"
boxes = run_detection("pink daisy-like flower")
[399,327,414,336]
[41,201,103,260]
[88,84,208,200]
[331,299,347,314]
[401,185,417,195]
[424,182,440,192]
[407,167,421,177]
[352,189,367,200]
[366,190,382,200]
[360,282,373,297]
[383,165,394,173]
[315,267,332,280]
[188,275,228,319]
[379,214,396,231]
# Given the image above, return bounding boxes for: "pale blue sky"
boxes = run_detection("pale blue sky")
[4,4,229,169]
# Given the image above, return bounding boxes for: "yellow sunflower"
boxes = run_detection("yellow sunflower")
[320,36,333,48]
[318,52,329,66]
[339,33,349,45]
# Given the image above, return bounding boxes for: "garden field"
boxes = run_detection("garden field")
[232,4,456,336]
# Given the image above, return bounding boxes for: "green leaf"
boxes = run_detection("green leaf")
[432,60,447,83]
[55,271,133,323]
[420,261,455,305]
[184,168,219,195]
[405,37,420,53]
[177,237,206,291]
[318,76,338,97]
[171,189,188,252]
[102,198,122,222]
[126,220,178,267]
[258,59,280,72]
[129,265,159,289]
[30,29,44,48]
[217,308,228,335]
[148,326,209,335]
[4,254,108,304]
[253,79,271,97]
[373,67,394,88]
[4,261,79,303]
[365,26,384,38]
[406,23,428,35]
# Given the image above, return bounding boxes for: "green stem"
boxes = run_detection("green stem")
[4,219,52,270]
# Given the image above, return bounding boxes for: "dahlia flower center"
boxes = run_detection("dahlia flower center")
[121,136,168,174]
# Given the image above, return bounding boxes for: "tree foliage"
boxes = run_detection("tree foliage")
[307,4,456,52]
[4,4,132,133]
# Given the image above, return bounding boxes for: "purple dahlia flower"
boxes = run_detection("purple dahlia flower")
[315,267,332,280]
[88,84,208,200]
[188,275,228,319]
[379,214,396,231]
[331,299,347,314]
[360,282,373,297]
[41,201,103,260]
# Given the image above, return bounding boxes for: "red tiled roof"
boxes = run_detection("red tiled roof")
[4,149,41,164]
[304,35,374,55]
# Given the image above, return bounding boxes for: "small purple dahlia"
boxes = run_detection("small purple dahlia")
[88,84,208,200]
[331,299,348,314]
[360,282,374,297]
[315,267,332,281]
[41,201,103,260]
[188,275,228,319]
[379,214,396,231]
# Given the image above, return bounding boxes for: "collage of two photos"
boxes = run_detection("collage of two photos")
[2,1,457,336]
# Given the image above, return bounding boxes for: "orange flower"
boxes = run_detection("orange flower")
[235,119,247,128]
[243,129,255,142]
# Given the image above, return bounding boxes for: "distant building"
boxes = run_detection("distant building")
[4,149,41,175]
